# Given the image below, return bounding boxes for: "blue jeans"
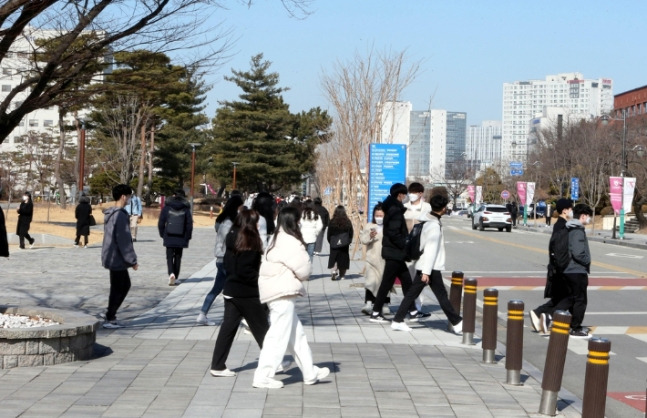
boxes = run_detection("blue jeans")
[201,262,226,314]
[306,242,315,262]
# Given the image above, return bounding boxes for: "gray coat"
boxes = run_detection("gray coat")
[563,220,591,274]
[101,206,138,271]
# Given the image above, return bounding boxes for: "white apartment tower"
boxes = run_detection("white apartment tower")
[379,102,466,181]
[467,120,501,172]
[501,72,613,163]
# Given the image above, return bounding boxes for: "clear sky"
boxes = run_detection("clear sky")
[200,0,647,127]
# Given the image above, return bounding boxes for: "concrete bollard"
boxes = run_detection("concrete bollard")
[482,288,498,364]
[505,300,525,385]
[449,271,464,315]
[538,310,572,416]
[582,338,611,418]
[462,278,477,345]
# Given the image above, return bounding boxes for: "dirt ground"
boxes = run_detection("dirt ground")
[3,202,216,240]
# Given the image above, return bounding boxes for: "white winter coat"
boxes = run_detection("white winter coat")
[414,212,446,274]
[258,229,311,304]
[359,223,384,295]
[299,216,324,244]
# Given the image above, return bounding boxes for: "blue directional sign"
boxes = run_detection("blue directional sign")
[510,161,523,176]
[368,143,406,222]
[571,177,579,200]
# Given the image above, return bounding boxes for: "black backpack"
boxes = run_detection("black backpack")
[404,222,425,261]
[166,208,186,236]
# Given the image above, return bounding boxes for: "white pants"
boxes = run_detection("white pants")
[254,296,316,382]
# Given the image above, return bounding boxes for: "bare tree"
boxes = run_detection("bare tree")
[0,0,311,143]
[320,48,420,246]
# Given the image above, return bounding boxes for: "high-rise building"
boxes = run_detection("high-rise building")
[467,120,502,173]
[501,72,613,163]
[379,102,466,181]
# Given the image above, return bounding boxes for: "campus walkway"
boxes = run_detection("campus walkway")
[0,226,584,417]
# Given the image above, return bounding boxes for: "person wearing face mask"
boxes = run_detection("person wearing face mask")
[16,192,35,249]
[101,184,139,329]
[562,203,593,339]
[403,182,432,320]
[359,203,392,315]
[529,198,573,334]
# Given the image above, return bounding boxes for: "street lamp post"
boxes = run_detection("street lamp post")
[188,143,201,212]
[602,110,627,239]
[232,162,239,190]
[78,120,86,200]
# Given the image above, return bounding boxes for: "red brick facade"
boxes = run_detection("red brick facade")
[614,85,647,118]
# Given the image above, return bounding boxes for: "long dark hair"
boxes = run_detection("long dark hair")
[330,205,352,229]
[216,195,244,224]
[233,209,263,253]
[252,192,276,235]
[267,206,305,253]
[301,199,319,221]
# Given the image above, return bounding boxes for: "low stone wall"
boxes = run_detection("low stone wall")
[0,306,100,369]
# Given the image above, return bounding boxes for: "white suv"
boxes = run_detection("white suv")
[471,204,512,232]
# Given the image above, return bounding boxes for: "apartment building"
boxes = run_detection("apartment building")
[501,72,613,163]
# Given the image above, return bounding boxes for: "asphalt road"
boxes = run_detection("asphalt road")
[440,215,647,418]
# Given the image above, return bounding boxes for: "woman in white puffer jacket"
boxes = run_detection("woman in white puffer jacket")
[252,207,330,389]
[299,200,323,262]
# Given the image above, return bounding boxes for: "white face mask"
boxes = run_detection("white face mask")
[582,216,591,225]
[408,193,420,203]
[565,210,573,220]
[374,216,384,225]
[22,195,29,202]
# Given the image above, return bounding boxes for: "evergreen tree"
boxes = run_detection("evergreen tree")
[208,54,331,193]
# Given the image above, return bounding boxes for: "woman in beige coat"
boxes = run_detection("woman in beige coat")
[359,203,391,316]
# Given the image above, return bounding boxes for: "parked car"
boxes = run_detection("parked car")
[471,204,512,232]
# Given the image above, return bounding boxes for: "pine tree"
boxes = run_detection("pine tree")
[209,54,331,193]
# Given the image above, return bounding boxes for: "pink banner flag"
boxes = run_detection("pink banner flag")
[609,176,622,214]
[467,185,475,203]
[516,182,527,206]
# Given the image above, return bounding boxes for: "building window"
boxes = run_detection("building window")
[43,120,54,127]
[1,84,10,92]
[29,119,38,127]
[2,68,11,76]
[13,136,23,144]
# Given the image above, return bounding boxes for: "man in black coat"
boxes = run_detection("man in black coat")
[16,191,35,249]
[0,205,9,257]
[158,189,193,285]
[370,183,413,322]
[529,198,573,333]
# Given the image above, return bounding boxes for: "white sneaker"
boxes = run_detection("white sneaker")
[529,310,540,332]
[452,320,463,335]
[196,313,215,326]
[275,360,292,374]
[304,366,330,385]
[102,321,124,329]
[168,274,176,286]
[253,377,284,389]
[361,302,373,315]
[210,368,236,377]
[391,321,412,332]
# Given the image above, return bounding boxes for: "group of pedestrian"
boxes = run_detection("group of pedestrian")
[530,198,593,339]
[360,182,463,334]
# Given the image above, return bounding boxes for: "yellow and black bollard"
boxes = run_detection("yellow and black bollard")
[482,288,498,364]
[505,300,524,385]
[449,271,464,315]
[461,278,477,345]
[582,338,611,418]
[538,310,572,416]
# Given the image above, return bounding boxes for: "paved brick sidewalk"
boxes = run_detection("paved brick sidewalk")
[0,226,584,417]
